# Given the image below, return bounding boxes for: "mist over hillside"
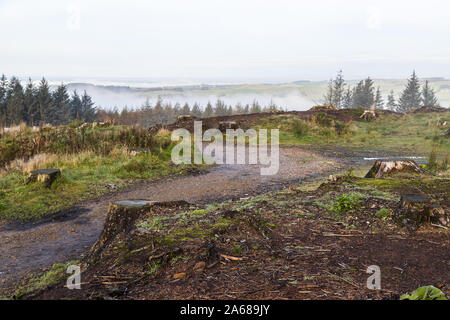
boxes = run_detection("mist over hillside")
[59,79,450,111]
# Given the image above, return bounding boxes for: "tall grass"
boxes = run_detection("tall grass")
[0,125,161,168]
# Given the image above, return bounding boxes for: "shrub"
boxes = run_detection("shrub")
[332,193,365,214]
[315,113,334,127]
[291,119,310,137]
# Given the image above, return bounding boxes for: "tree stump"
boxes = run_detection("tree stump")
[218,121,238,131]
[394,194,448,229]
[26,169,61,187]
[89,200,157,260]
[88,200,190,262]
[365,160,424,178]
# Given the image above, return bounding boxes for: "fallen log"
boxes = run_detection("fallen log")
[365,160,424,178]
[26,169,61,187]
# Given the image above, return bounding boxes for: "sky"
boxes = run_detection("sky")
[1,0,450,83]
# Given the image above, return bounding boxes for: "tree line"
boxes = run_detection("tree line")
[324,70,440,111]
[96,98,282,127]
[0,75,97,128]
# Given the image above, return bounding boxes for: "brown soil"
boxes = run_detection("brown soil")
[31,175,449,300]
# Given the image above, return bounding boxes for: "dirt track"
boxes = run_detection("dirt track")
[0,147,341,292]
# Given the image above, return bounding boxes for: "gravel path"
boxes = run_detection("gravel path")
[0,147,340,292]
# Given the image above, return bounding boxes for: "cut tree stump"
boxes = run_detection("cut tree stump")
[365,160,424,178]
[88,199,190,261]
[394,194,449,229]
[26,169,61,187]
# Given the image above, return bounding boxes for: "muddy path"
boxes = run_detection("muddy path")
[0,147,349,291]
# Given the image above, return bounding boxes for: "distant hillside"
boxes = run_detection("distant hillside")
[62,79,450,111]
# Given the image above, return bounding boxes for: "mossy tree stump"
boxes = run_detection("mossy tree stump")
[26,169,61,188]
[365,160,424,178]
[89,200,157,260]
[88,199,190,262]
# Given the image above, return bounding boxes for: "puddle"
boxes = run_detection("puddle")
[362,156,428,164]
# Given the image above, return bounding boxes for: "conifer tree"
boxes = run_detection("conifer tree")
[191,103,202,117]
[375,87,384,109]
[203,102,213,117]
[24,78,39,126]
[385,90,397,111]
[51,83,71,125]
[398,71,422,112]
[80,90,96,122]
[421,80,439,107]
[37,78,52,126]
[6,77,26,125]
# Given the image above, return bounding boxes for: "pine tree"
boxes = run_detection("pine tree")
[203,102,213,117]
[6,77,26,126]
[80,90,96,122]
[398,71,422,112]
[181,102,191,115]
[51,83,71,125]
[191,103,202,117]
[70,90,82,120]
[421,80,439,107]
[214,99,228,116]
[37,78,52,127]
[0,75,8,127]
[250,100,261,114]
[342,88,352,109]
[332,70,346,108]
[351,78,375,109]
[385,90,397,111]
[375,87,384,109]
[323,79,334,106]
[24,78,39,126]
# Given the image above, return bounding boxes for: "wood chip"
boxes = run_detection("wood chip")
[322,232,355,237]
[173,272,186,279]
[298,284,321,289]
[220,254,243,261]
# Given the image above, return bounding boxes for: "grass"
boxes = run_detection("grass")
[0,127,202,222]
[255,111,450,158]
[12,261,78,299]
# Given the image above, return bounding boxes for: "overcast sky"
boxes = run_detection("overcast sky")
[1,0,449,82]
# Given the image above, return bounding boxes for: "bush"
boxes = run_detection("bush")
[292,119,310,137]
[334,120,351,135]
[315,113,334,127]
[332,193,365,214]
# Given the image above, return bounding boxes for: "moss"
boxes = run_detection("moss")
[13,260,78,299]
[376,208,391,219]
